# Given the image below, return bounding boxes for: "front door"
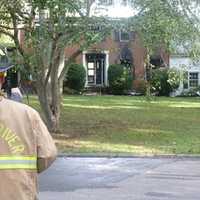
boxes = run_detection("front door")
[86,53,105,86]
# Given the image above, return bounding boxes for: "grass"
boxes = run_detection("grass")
[26,95,200,155]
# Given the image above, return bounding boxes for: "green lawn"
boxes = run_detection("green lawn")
[27,95,200,155]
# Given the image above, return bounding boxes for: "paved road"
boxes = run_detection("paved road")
[39,157,200,200]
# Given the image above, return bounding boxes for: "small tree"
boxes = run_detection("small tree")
[129,0,200,97]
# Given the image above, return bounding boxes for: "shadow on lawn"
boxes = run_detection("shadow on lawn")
[55,127,196,155]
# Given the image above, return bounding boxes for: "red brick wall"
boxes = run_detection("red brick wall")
[131,35,146,80]
[64,33,148,80]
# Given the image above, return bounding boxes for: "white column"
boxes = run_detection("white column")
[104,51,109,86]
[82,51,88,87]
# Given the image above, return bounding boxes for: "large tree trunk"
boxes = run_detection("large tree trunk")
[145,51,152,99]
[35,48,64,133]
[35,48,81,133]
[36,80,61,133]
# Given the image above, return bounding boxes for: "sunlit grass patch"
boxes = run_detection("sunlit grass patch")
[55,139,165,155]
[27,95,200,155]
[62,103,143,110]
[168,102,200,108]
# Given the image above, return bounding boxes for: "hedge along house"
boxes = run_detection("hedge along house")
[63,0,169,89]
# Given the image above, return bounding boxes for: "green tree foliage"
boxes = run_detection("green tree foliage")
[130,0,200,54]
[128,0,200,96]
[108,64,132,95]
[65,63,86,92]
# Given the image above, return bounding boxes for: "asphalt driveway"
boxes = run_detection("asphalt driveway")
[39,157,200,200]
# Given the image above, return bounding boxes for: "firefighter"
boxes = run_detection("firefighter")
[0,71,57,200]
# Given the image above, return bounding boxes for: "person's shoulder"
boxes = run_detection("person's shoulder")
[1,98,38,115]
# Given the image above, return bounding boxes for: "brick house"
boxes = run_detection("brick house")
[63,0,169,89]
[64,30,169,89]
[17,0,169,91]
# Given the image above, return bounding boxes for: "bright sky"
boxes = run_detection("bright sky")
[107,5,135,18]
[91,2,136,18]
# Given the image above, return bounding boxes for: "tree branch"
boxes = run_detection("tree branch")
[0,46,7,54]
[58,49,81,83]
[0,25,14,30]
[44,38,59,87]
[7,7,32,71]
[66,1,85,17]
[11,13,24,57]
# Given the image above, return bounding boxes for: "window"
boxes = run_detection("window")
[150,56,164,67]
[87,62,95,84]
[119,31,130,41]
[189,72,199,87]
[192,60,200,67]
[99,0,113,6]
[89,25,103,33]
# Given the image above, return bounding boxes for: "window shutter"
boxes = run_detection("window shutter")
[130,31,136,41]
[113,30,120,41]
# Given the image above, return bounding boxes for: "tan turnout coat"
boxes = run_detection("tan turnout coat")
[0,97,57,200]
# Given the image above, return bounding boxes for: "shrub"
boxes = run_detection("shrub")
[151,68,169,96]
[180,86,200,97]
[151,68,180,96]
[108,64,132,95]
[167,68,181,91]
[65,63,86,92]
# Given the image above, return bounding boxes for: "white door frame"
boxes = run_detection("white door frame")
[82,50,109,87]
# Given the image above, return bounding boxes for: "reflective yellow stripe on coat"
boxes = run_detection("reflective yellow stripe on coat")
[0,156,37,170]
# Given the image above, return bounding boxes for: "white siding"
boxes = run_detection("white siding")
[170,56,200,96]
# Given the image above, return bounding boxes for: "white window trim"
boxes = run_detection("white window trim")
[188,71,199,88]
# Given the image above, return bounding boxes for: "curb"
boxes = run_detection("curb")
[58,153,200,159]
